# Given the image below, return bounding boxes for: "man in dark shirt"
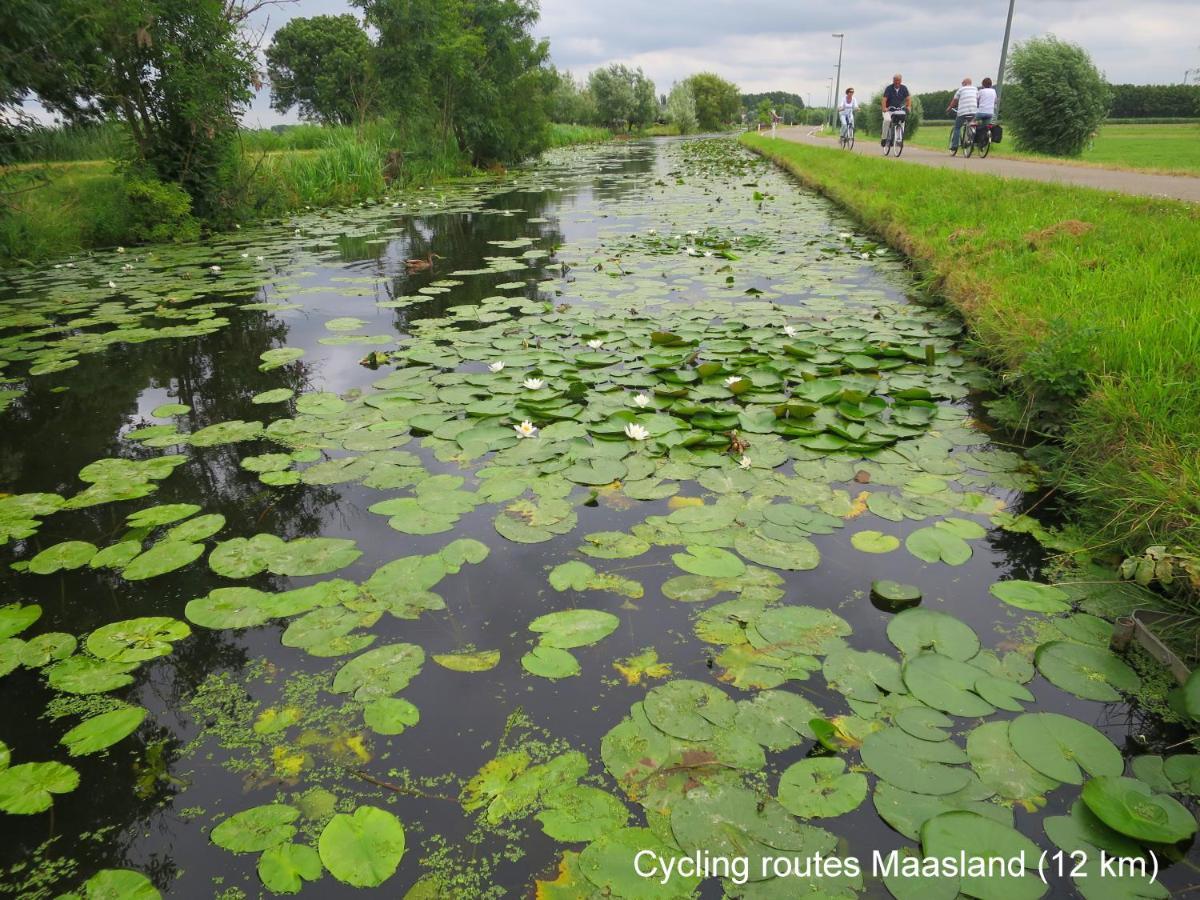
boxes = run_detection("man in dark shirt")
[881,74,911,146]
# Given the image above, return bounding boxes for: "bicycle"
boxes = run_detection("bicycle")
[839,115,855,150]
[951,116,992,158]
[882,108,906,157]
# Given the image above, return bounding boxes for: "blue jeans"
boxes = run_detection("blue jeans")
[950,113,972,150]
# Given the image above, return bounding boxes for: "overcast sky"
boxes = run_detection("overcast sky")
[24,0,1200,126]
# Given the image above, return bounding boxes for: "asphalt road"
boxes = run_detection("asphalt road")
[771,126,1200,203]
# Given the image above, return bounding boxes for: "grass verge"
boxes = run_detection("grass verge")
[911,122,1200,176]
[742,132,1200,556]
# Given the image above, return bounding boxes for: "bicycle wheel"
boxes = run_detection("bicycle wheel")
[979,133,991,158]
[894,123,904,157]
[884,125,893,156]
[963,127,975,158]
[847,129,855,151]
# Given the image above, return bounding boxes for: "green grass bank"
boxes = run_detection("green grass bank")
[0,122,613,265]
[742,132,1200,557]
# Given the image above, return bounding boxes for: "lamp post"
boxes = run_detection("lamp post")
[995,0,1016,119]
[825,77,833,129]
[831,33,845,130]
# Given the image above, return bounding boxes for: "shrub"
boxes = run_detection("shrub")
[123,176,199,244]
[1003,36,1112,156]
[860,93,924,140]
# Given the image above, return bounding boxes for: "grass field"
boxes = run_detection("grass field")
[911,122,1200,175]
[742,132,1200,557]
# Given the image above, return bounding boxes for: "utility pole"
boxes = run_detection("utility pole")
[995,0,1016,119]
[832,33,845,130]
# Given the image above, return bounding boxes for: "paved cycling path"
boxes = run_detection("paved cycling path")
[773,126,1200,203]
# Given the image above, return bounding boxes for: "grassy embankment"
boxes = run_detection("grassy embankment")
[911,122,1200,175]
[742,132,1200,557]
[0,121,612,264]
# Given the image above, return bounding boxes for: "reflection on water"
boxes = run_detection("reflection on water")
[0,138,1193,898]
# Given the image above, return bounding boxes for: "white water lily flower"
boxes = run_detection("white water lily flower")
[294,229,301,236]
[122,263,132,270]
[586,339,603,350]
[724,376,743,387]
[739,455,753,469]
[703,251,714,257]
[107,280,116,289]
[687,229,699,235]
[488,361,505,373]
[256,255,265,262]
[624,422,649,441]
[54,264,63,269]
[783,325,797,338]
[523,377,545,390]
[513,420,538,439]
[240,252,249,258]
[209,265,222,274]
[839,232,852,239]
[116,246,125,253]
[685,247,700,256]
[234,223,241,229]
[647,228,657,235]
[633,393,651,408]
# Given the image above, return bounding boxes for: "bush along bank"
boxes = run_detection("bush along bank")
[0,121,620,265]
[741,132,1200,565]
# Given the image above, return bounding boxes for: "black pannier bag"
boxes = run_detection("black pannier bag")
[989,123,1003,143]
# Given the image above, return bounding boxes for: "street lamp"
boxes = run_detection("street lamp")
[825,77,833,128]
[995,0,1016,119]
[831,33,845,130]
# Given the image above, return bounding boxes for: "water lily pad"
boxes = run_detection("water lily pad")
[212,804,300,853]
[989,580,1070,614]
[579,531,650,559]
[888,609,979,661]
[81,868,161,899]
[1081,776,1197,844]
[966,721,1059,803]
[46,656,138,694]
[363,698,420,735]
[185,587,275,629]
[331,643,425,701]
[778,758,868,818]
[0,603,41,640]
[87,617,190,663]
[319,806,406,887]
[733,689,820,749]
[0,761,79,813]
[252,388,295,404]
[905,527,971,566]
[672,545,746,578]
[18,632,76,667]
[548,561,643,598]
[61,706,147,756]
[851,530,900,553]
[1008,712,1122,785]
[920,810,1046,900]
[870,580,922,610]
[823,647,905,702]
[122,540,205,580]
[28,540,98,574]
[126,503,200,528]
[860,727,970,795]
[521,646,581,679]
[165,513,225,543]
[433,650,500,672]
[643,678,736,741]
[903,653,995,717]
[529,609,620,649]
[257,843,323,895]
[579,827,698,899]
[734,531,820,570]
[536,785,630,842]
[1035,641,1140,701]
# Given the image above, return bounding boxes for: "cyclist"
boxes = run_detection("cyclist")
[881,74,911,147]
[947,77,978,154]
[976,76,996,133]
[837,88,859,140]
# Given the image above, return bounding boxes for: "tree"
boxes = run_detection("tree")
[71,0,257,220]
[266,15,377,126]
[684,73,740,130]
[588,64,655,131]
[1003,35,1112,156]
[355,0,552,163]
[546,66,596,124]
[665,81,697,134]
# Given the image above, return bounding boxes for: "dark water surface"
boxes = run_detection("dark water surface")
[0,138,1194,899]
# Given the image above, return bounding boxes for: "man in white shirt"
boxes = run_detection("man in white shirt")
[947,77,978,154]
